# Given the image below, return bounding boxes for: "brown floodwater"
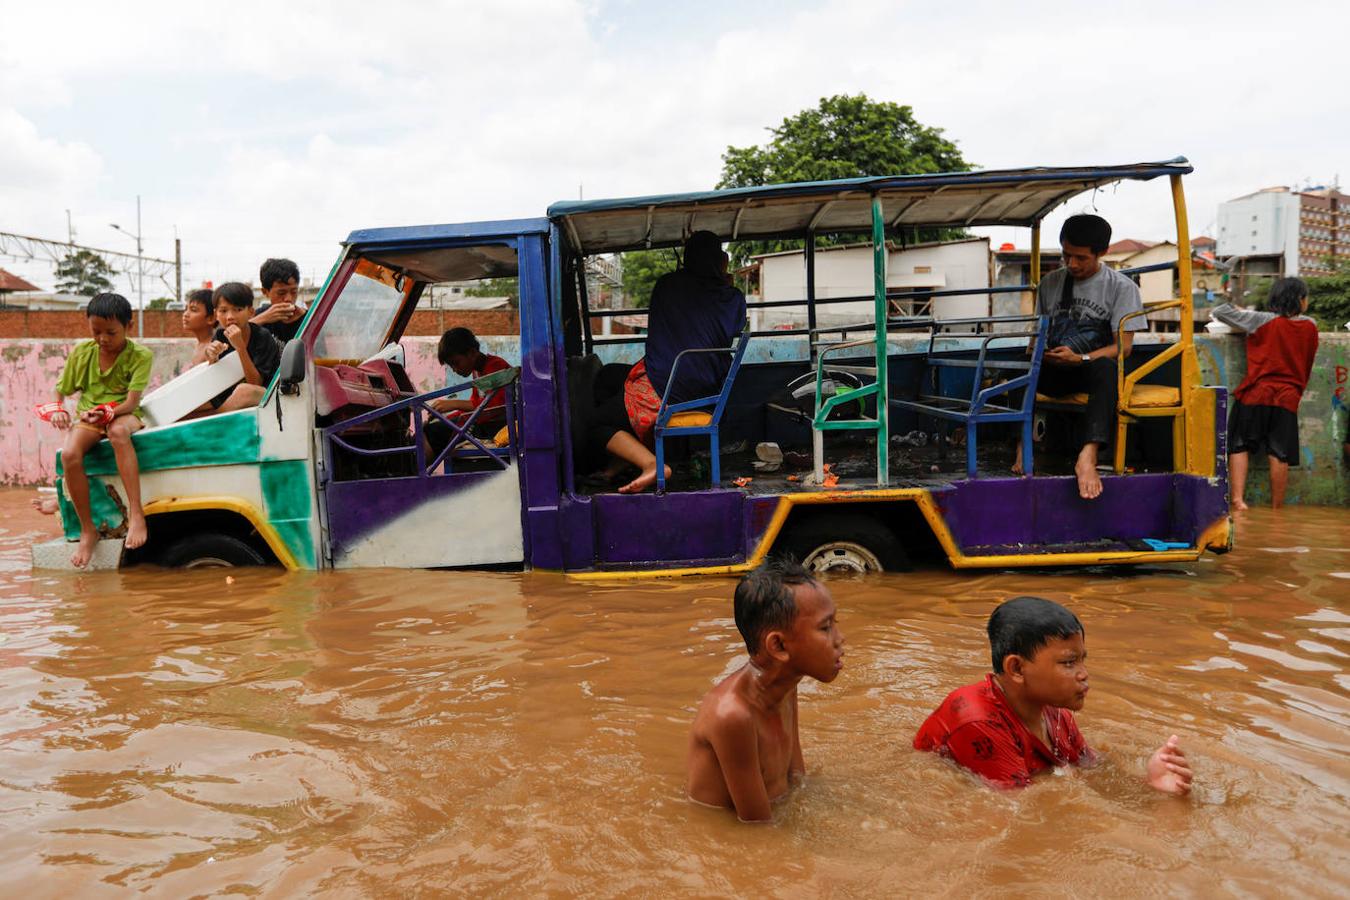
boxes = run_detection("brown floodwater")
[2,489,1348,897]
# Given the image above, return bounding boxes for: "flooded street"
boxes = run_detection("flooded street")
[1,489,1347,897]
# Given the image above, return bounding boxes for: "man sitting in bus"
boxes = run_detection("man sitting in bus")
[1016,214,1145,500]
[581,232,745,493]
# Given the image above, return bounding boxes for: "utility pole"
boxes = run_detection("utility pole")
[110,195,146,337]
[65,209,75,243]
[137,196,144,338]
[174,237,182,305]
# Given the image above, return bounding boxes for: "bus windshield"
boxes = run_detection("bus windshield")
[313,259,407,362]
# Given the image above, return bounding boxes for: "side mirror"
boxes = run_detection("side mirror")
[278,340,306,393]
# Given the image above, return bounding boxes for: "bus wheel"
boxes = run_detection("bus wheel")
[159,534,266,568]
[779,512,909,575]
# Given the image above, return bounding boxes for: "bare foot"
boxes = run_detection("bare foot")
[1011,442,1024,475]
[31,496,59,515]
[1074,456,1103,500]
[618,464,672,494]
[1231,498,1249,511]
[125,513,148,550]
[71,531,98,568]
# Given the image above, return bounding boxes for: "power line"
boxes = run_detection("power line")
[0,229,179,296]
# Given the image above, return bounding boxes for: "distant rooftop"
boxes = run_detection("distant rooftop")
[0,268,41,293]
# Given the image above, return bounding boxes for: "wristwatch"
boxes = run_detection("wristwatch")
[1080,354,1091,364]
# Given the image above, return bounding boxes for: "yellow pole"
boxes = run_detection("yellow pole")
[1170,173,1197,472]
[1171,175,1194,345]
[1030,221,1042,283]
[1029,221,1041,316]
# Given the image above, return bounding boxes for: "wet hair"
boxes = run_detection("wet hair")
[186,287,215,316]
[988,596,1085,673]
[438,327,480,365]
[682,230,724,280]
[86,292,132,325]
[212,282,255,311]
[1059,214,1112,254]
[733,557,817,656]
[1266,277,1308,317]
[259,258,300,291]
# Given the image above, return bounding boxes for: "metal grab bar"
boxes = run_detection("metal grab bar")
[1116,301,1186,408]
[323,369,520,479]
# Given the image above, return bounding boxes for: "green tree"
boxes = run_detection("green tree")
[147,296,175,310]
[718,93,972,263]
[619,248,679,308]
[54,249,115,296]
[1305,263,1350,331]
[464,277,520,308]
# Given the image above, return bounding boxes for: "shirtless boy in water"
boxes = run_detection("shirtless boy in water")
[686,558,845,822]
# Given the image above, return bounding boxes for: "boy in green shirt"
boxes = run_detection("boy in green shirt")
[40,293,154,567]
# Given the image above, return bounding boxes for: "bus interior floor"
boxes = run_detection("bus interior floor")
[574,437,1174,496]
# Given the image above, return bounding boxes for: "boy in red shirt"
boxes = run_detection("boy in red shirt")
[914,596,1192,793]
[424,327,511,457]
[1211,277,1320,510]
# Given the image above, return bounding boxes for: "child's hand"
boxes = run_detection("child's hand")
[205,340,228,364]
[1146,734,1192,795]
[223,324,247,351]
[35,401,70,429]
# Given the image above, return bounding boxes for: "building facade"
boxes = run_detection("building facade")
[1217,185,1349,276]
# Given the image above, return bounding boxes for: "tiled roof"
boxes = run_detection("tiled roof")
[0,268,41,292]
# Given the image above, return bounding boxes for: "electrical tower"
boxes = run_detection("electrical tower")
[0,230,180,300]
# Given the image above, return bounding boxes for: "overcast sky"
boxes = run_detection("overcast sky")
[2,0,1346,298]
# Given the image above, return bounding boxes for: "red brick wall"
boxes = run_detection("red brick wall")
[402,309,519,336]
[0,308,520,339]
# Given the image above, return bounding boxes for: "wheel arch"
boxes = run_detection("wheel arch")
[137,499,290,568]
[763,494,953,567]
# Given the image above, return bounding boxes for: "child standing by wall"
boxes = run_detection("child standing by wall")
[1212,277,1320,510]
[38,293,154,567]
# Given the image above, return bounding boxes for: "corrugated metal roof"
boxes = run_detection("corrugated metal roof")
[548,159,1192,254]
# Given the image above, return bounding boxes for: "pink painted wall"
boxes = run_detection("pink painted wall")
[2,337,446,486]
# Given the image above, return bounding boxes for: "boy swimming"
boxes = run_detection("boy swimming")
[914,596,1192,794]
[686,558,845,822]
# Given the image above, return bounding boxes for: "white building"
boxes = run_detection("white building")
[1217,186,1320,275]
[751,237,992,330]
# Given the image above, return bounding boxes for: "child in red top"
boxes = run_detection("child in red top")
[424,327,510,457]
[914,596,1192,793]
[1212,277,1320,510]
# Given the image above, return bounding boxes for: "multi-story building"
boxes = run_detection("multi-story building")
[1217,184,1349,276]
[1296,187,1348,276]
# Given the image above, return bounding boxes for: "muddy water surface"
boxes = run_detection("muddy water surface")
[2,489,1348,896]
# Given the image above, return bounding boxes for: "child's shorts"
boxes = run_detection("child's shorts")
[1228,401,1300,465]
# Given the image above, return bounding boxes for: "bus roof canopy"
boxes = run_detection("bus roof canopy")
[547,158,1192,255]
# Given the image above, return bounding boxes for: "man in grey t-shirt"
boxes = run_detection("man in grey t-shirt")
[1019,214,1144,500]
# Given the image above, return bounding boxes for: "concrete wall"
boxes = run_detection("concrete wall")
[2,337,447,486]
[0,308,518,339]
[1193,331,1348,506]
[3,333,1347,505]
